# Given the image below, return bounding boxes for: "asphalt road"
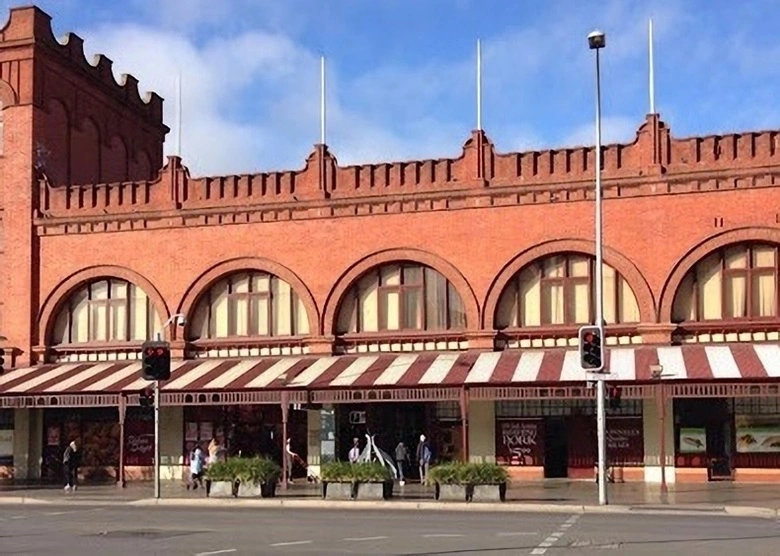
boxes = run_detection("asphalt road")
[0,504,778,555]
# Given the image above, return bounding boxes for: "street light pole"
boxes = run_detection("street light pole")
[588,29,608,507]
[151,312,186,500]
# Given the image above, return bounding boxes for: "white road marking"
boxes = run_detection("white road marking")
[496,532,538,537]
[343,536,388,541]
[530,514,580,555]
[270,541,312,547]
[423,534,465,538]
[44,508,103,517]
[195,550,236,556]
[10,515,25,519]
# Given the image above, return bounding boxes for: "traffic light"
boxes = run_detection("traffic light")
[0,349,4,374]
[142,340,171,381]
[578,325,604,372]
[139,386,154,407]
[608,385,622,410]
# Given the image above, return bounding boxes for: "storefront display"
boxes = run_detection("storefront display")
[495,419,544,466]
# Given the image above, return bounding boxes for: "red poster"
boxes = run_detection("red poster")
[124,419,154,466]
[495,419,545,466]
[606,417,644,465]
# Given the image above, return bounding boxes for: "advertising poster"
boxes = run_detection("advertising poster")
[679,428,706,453]
[495,419,544,466]
[0,430,13,465]
[185,422,198,441]
[735,416,780,453]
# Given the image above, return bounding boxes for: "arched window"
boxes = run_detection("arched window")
[188,271,309,340]
[495,253,640,328]
[672,243,778,322]
[52,279,162,344]
[336,263,467,333]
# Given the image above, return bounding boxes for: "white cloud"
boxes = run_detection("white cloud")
[562,116,641,148]
[70,0,727,178]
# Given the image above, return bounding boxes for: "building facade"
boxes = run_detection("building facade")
[1,5,779,485]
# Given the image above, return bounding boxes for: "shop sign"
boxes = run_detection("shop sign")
[679,427,707,453]
[735,415,780,453]
[606,417,644,464]
[495,419,544,466]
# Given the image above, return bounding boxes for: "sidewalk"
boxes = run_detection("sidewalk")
[2,479,779,519]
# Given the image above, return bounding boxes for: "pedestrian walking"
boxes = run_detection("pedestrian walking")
[285,438,301,483]
[62,440,80,492]
[188,444,206,490]
[416,435,431,485]
[394,441,408,485]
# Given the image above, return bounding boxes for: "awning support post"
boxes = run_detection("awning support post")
[118,393,126,488]
[281,390,289,491]
[460,387,469,463]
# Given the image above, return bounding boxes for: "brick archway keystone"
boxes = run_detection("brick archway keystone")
[659,227,780,323]
[322,248,480,335]
[39,265,170,346]
[178,257,320,337]
[483,239,656,328]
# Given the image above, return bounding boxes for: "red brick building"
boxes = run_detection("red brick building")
[0,6,779,485]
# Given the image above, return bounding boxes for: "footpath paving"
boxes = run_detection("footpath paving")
[1,479,779,519]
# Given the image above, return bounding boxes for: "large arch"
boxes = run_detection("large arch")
[483,239,656,328]
[178,257,320,338]
[38,265,170,346]
[322,248,480,336]
[659,227,780,323]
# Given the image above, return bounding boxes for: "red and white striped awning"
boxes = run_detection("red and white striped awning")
[0,344,778,396]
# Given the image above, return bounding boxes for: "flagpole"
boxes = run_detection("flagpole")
[476,39,483,130]
[175,72,183,156]
[648,19,655,114]
[320,55,326,145]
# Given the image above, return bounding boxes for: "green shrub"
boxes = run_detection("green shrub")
[205,457,281,485]
[321,461,393,483]
[428,462,508,485]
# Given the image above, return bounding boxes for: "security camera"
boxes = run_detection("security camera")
[175,315,187,327]
[588,30,606,50]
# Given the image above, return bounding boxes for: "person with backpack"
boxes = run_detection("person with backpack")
[62,440,80,492]
[188,444,206,490]
[416,435,431,485]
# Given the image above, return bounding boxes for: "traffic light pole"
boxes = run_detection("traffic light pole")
[592,41,608,507]
[154,379,161,500]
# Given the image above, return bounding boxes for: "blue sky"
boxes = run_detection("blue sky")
[6,0,780,176]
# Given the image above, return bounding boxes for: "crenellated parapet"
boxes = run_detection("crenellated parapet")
[0,6,163,123]
[34,115,780,228]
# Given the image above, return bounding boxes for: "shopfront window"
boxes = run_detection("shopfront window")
[51,278,162,344]
[0,410,13,469]
[495,253,640,328]
[672,243,779,322]
[336,263,467,333]
[188,271,310,340]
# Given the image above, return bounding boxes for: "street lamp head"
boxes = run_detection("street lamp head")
[588,30,606,50]
[175,314,187,327]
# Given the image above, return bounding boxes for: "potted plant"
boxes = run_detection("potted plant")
[428,462,508,502]
[205,457,281,498]
[321,461,394,500]
[205,459,239,498]
[235,457,281,498]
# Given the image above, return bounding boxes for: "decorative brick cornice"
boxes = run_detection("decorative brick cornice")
[33,169,780,237]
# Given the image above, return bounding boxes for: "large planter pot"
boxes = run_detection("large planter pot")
[434,483,468,501]
[237,480,277,498]
[434,482,507,502]
[322,481,394,500]
[207,480,237,498]
[471,483,507,503]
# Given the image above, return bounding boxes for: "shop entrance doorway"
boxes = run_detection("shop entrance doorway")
[544,417,568,478]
